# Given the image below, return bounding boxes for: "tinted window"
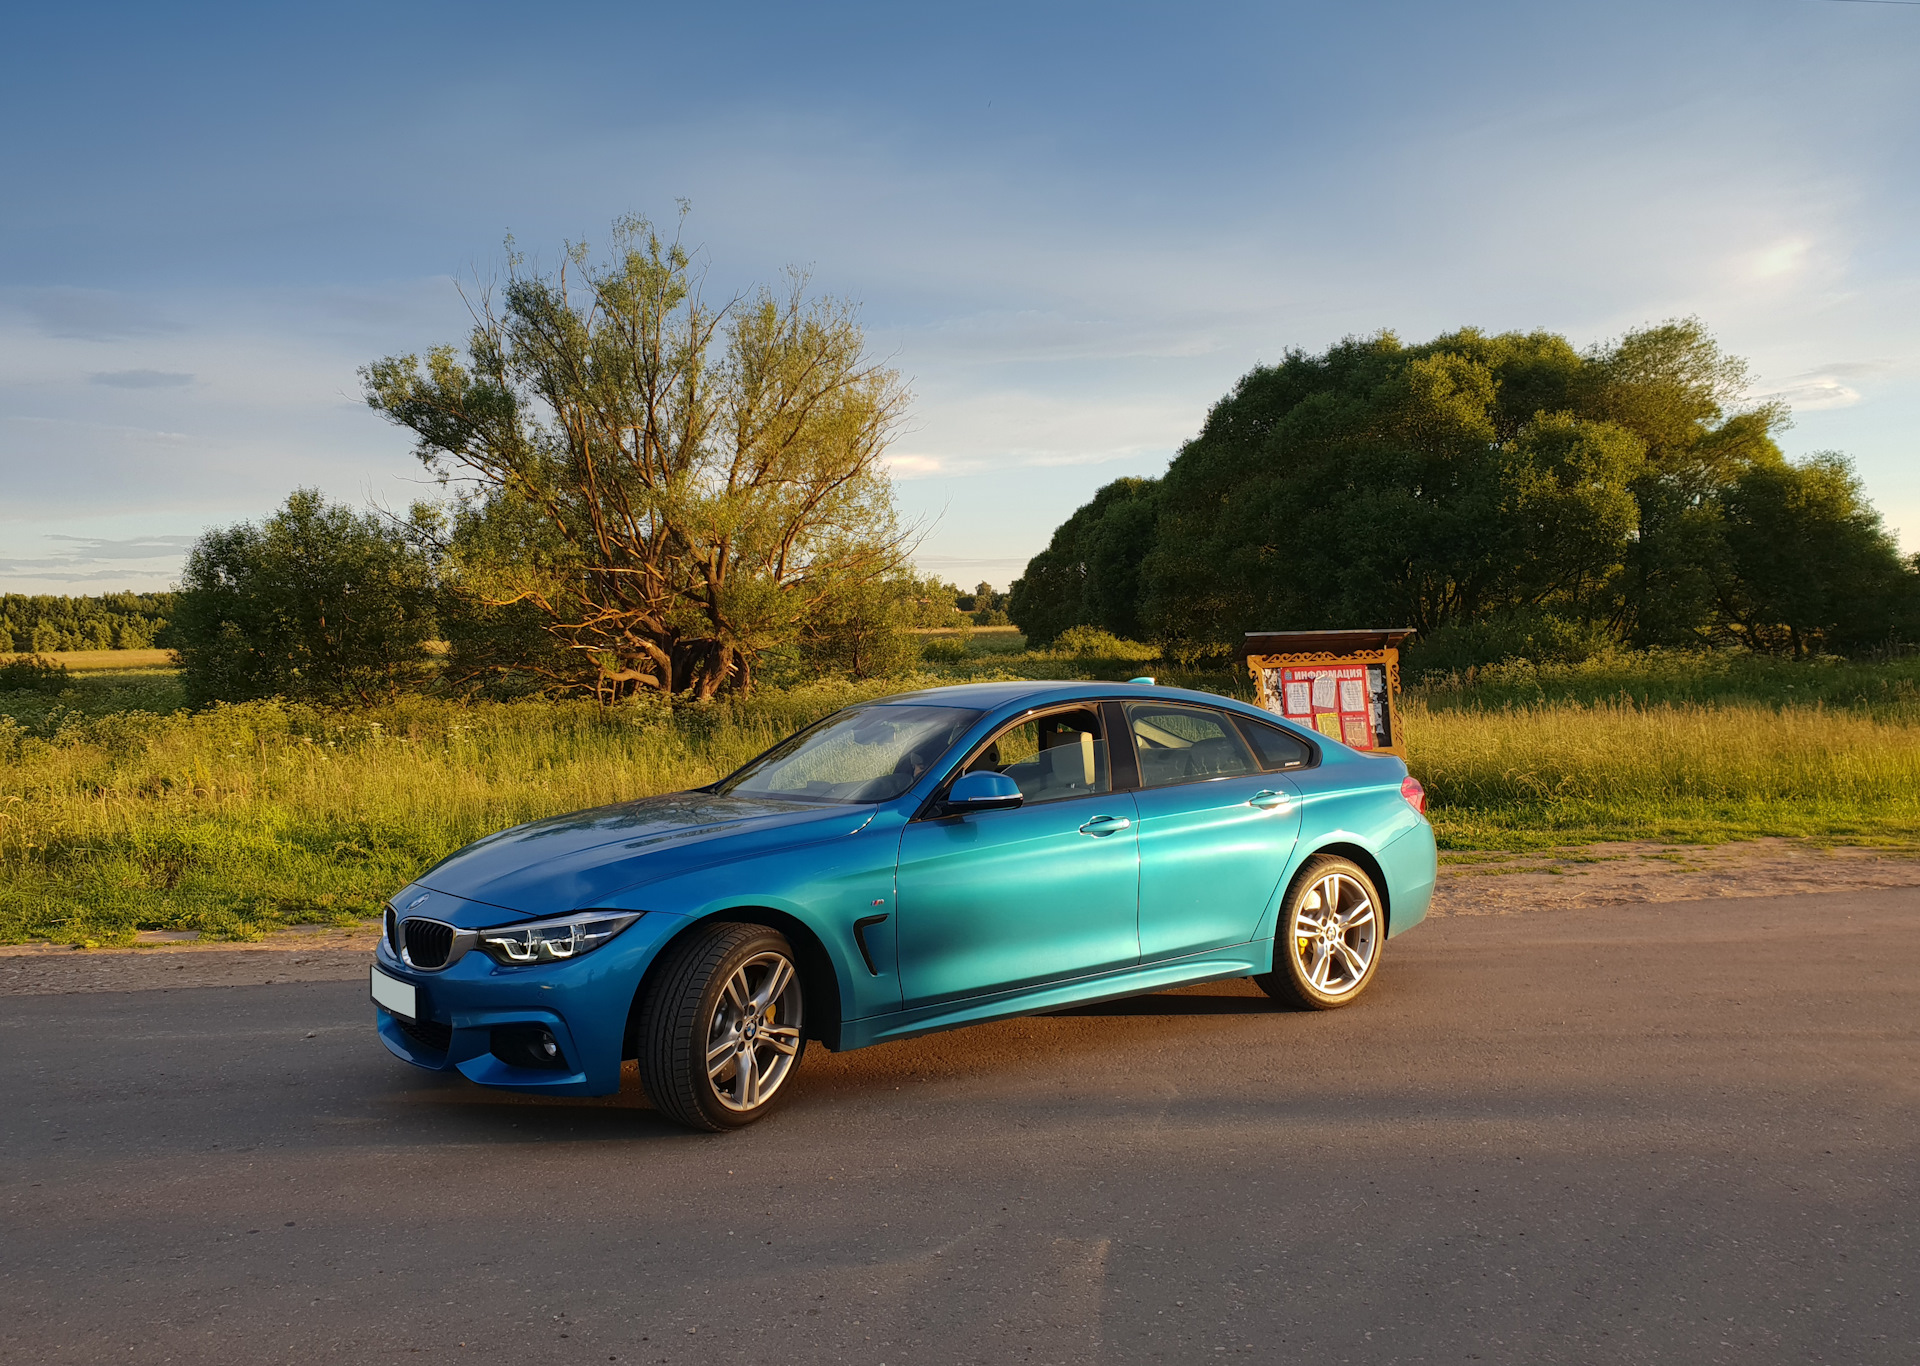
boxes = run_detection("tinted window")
[961,707,1111,805]
[717,704,981,803]
[1126,704,1257,787]
[1237,716,1313,771]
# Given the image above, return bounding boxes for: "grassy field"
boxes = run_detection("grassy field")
[2,648,176,672]
[1406,699,1920,849]
[4,641,1917,944]
[1412,649,1920,716]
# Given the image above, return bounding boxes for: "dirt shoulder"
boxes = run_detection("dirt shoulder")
[0,924,381,996]
[7,838,1919,996]
[1430,837,1920,916]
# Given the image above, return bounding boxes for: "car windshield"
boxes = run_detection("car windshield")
[714,705,983,804]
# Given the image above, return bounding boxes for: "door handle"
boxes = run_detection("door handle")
[1249,790,1292,810]
[1078,814,1132,836]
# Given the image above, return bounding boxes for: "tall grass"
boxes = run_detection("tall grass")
[7,646,1920,944]
[1407,698,1920,849]
[1413,649,1920,717]
[0,680,931,945]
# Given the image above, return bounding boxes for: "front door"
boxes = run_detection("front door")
[895,707,1140,1008]
[1125,701,1303,962]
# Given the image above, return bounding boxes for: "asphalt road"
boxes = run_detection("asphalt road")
[5,890,1916,1366]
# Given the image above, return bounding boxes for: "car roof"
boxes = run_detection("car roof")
[873,678,1269,718]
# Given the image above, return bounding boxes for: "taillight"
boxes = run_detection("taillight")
[1400,774,1427,816]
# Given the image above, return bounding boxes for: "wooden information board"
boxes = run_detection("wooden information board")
[1241,628,1415,759]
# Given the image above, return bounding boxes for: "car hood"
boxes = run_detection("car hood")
[413,791,877,917]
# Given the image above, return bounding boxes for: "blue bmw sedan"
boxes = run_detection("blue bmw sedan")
[369,680,1436,1130]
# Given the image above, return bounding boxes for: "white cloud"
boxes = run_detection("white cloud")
[90,369,195,388]
[1758,376,1863,411]
[1749,237,1813,281]
[1750,359,1913,413]
[7,287,185,341]
[0,533,197,591]
[881,453,945,478]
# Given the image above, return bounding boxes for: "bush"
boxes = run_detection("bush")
[921,636,971,665]
[0,655,70,695]
[1051,626,1158,660]
[1404,612,1621,677]
[173,490,439,705]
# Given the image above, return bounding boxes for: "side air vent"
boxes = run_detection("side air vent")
[402,918,456,969]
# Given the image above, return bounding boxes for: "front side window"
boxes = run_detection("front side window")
[1127,704,1257,787]
[716,704,982,804]
[960,707,1111,804]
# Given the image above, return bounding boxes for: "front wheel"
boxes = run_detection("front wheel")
[637,923,806,1131]
[1256,856,1384,1009]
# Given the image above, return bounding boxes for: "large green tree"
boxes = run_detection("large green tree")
[363,217,911,700]
[172,490,438,705]
[1718,453,1915,656]
[1007,477,1160,647]
[1012,320,1916,661]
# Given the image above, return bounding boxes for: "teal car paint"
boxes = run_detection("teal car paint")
[370,679,1437,1124]
[896,788,1143,1007]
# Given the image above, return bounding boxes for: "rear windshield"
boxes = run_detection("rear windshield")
[714,705,983,804]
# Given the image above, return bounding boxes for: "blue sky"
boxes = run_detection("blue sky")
[2,0,1916,593]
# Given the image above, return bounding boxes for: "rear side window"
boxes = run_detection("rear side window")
[1236,715,1314,771]
[1125,704,1258,787]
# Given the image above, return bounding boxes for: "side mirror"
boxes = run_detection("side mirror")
[944,770,1023,814]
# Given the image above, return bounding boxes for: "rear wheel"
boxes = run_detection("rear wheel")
[1257,856,1384,1009]
[637,923,806,1131]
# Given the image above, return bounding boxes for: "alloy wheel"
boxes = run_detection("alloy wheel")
[705,951,804,1112]
[1290,871,1377,998]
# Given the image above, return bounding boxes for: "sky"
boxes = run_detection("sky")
[2,0,1916,594]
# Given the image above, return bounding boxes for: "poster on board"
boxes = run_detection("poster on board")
[1266,663,1377,750]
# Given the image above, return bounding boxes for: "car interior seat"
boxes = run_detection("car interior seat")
[1188,736,1239,775]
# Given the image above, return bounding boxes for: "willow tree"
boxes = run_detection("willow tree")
[362,217,911,699]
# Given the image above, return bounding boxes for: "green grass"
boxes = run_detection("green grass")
[1413,649,1920,716]
[5,643,1917,945]
[1405,698,1920,850]
[0,677,953,946]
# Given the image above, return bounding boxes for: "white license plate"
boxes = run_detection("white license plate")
[370,966,417,1020]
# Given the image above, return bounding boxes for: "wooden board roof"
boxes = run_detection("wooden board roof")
[1240,628,1416,658]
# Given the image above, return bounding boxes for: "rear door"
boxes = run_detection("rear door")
[1125,702,1304,962]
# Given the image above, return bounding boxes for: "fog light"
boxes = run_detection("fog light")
[490,1024,570,1071]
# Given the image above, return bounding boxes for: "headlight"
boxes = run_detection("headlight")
[475,910,642,965]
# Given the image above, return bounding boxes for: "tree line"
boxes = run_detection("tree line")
[153,217,1007,706]
[50,233,1886,706]
[1,592,174,653]
[166,492,994,706]
[1009,322,1920,666]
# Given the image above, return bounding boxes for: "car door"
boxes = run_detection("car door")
[1125,701,1304,963]
[895,705,1140,1008]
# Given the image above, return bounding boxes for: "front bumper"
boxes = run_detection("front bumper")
[371,910,685,1097]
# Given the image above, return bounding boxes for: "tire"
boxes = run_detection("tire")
[1256,855,1385,1010]
[636,922,807,1131]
